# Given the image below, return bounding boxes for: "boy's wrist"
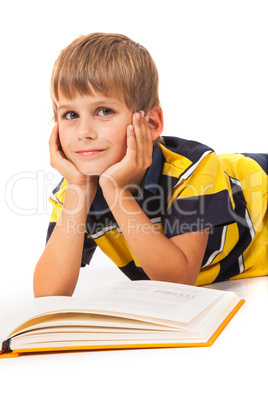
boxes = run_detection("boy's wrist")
[64,180,97,215]
[102,186,141,216]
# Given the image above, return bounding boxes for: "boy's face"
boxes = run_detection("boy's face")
[57,91,133,176]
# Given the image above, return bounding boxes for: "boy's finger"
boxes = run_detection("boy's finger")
[49,123,59,148]
[144,115,153,157]
[126,124,137,155]
[132,112,142,162]
[133,111,147,163]
[49,123,66,161]
[51,122,58,137]
[138,112,153,164]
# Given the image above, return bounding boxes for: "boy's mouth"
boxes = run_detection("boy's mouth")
[75,149,106,157]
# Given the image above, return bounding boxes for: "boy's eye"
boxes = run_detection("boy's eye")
[97,108,114,117]
[64,111,78,120]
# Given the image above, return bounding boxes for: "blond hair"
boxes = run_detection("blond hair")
[50,32,160,119]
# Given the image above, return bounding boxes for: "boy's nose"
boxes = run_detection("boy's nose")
[77,120,98,140]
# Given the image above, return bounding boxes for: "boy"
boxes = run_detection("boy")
[33,33,268,297]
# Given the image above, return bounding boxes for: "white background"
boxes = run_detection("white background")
[1,0,267,300]
[2,0,268,293]
[0,1,267,399]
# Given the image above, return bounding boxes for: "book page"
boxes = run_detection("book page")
[0,280,231,341]
[0,297,74,341]
[70,281,226,323]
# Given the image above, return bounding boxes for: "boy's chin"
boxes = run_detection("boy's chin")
[84,172,101,177]
[77,167,102,177]
[77,167,118,188]
[79,170,101,177]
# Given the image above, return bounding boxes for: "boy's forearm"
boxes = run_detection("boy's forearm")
[33,185,94,297]
[103,189,201,284]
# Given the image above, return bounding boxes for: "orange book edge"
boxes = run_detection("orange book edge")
[0,299,245,358]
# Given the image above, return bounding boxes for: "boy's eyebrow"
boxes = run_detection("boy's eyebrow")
[58,104,72,111]
[58,97,123,111]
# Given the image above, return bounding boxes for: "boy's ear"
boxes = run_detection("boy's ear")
[147,106,164,140]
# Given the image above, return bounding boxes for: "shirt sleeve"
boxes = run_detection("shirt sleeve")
[161,152,236,238]
[46,179,97,267]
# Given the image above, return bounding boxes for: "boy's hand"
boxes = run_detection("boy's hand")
[49,123,97,192]
[99,111,153,193]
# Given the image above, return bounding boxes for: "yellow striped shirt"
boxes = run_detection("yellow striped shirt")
[47,136,268,285]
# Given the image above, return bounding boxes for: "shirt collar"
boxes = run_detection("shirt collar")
[138,145,163,196]
[91,145,164,219]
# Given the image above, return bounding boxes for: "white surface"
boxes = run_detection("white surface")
[1,1,268,306]
[0,256,267,402]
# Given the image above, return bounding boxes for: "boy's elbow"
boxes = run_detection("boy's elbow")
[147,260,200,286]
[33,270,73,298]
[33,282,73,298]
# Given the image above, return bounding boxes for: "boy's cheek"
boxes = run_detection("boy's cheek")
[58,127,67,146]
[58,131,64,149]
[58,132,70,157]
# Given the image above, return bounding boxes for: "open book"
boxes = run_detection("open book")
[0,280,244,358]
